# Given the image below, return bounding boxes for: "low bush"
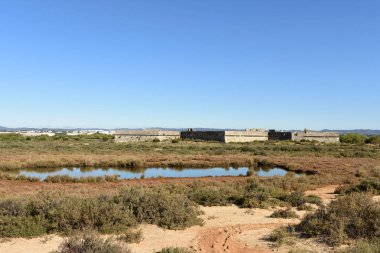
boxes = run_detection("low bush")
[156,247,193,253]
[266,227,294,246]
[0,187,202,237]
[296,203,314,211]
[54,231,131,253]
[0,133,25,141]
[335,180,380,195]
[366,135,380,145]
[342,239,380,253]
[297,193,380,245]
[116,188,203,229]
[187,187,235,206]
[279,192,322,207]
[340,133,368,144]
[269,208,300,219]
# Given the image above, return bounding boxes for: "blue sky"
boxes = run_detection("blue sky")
[0,0,379,129]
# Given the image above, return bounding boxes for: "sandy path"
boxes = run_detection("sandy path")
[305,184,338,204]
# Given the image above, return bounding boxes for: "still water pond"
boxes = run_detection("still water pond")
[18,167,292,180]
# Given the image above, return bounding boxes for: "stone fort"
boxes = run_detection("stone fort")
[114,129,340,143]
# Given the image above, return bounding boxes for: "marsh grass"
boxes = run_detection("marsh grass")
[0,135,379,172]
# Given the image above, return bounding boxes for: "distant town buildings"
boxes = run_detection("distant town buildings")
[66,130,115,136]
[0,131,56,136]
[114,130,180,142]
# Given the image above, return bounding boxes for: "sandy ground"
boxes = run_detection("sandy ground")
[0,185,343,253]
[305,184,339,204]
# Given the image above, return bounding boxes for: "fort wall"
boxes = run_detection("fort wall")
[180,131,225,142]
[268,130,293,141]
[224,130,268,143]
[180,129,268,143]
[291,131,340,143]
[115,130,180,142]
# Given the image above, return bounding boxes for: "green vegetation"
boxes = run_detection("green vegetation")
[184,177,322,209]
[1,132,380,250]
[53,231,131,253]
[266,227,294,246]
[269,208,300,219]
[115,188,202,230]
[297,193,380,245]
[0,134,379,172]
[335,180,380,195]
[0,188,202,238]
[342,239,380,253]
[288,249,313,253]
[156,247,193,253]
[0,133,26,141]
[367,135,380,144]
[0,176,325,238]
[340,133,368,144]
[340,133,380,145]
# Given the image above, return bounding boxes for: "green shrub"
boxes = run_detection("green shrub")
[55,231,131,253]
[340,133,368,144]
[366,136,380,145]
[25,193,136,234]
[0,215,46,237]
[279,192,322,207]
[156,247,193,253]
[335,180,380,195]
[288,249,313,253]
[171,139,180,143]
[343,239,380,253]
[266,227,293,246]
[297,193,380,245]
[0,133,25,141]
[0,188,203,238]
[235,179,278,208]
[297,203,314,211]
[116,188,203,229]
[269,208,300,219]
[188,187,232,206]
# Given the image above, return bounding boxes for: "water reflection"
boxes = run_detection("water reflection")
[17,166,296,180]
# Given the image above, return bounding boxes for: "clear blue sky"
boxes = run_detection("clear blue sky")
[0,0,379,129]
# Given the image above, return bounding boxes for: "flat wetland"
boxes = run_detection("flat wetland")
[1,134,380,253]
